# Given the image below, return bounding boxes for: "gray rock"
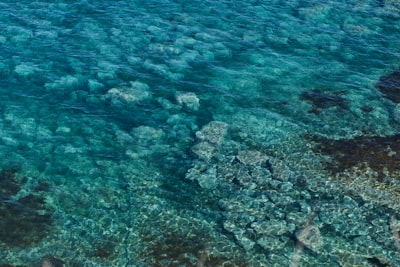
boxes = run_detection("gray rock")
[237,150,269,166]
[105,80,151,105]
[195,121,228,144]
[251,219,292,236]
[257,235,288,251]
[196,166,218,189]
[191,141,217,161]
[176,92,200,111]
[296,225,323,251]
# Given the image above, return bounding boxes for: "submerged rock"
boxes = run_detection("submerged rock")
[296,225,323,251]
[376,70,400,103]
[195,121,228,145]
[300,89,348,114]
[44,75,82,91]
[41,255,65,267]
[189,121,229,163]
[236,150,269,167]
[175,92,200,111]
[104,80,151,105]
[191,141,217,161]
[393,103,400,122]
[193,165,218,189]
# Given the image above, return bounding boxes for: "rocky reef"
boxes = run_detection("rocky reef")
[183,121,400,266]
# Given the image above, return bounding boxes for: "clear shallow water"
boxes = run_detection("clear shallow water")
[1,0,400,266]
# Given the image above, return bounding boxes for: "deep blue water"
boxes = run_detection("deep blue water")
[1,0,400,266]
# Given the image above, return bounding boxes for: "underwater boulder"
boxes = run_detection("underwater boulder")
[175,92,200,111]
[300,89,348,114]
[376,70,400,103]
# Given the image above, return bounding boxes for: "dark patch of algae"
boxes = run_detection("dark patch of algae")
[376,70,400,103]
[0,168,62,267]
[0,169,53,247]
[308,130,400,210]
[140,223,248,267]
[313,134,400,181]
[304,69,400,209]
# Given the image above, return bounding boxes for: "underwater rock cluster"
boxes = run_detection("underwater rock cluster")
[185,121,400,266]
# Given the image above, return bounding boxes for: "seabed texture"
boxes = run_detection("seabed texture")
[1,0,400,266]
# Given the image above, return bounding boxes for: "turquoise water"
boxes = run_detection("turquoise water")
[1,0,400,266]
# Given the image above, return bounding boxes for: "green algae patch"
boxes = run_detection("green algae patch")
[0,169,54,247]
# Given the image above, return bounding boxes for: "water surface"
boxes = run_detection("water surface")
[1,0,400,266]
